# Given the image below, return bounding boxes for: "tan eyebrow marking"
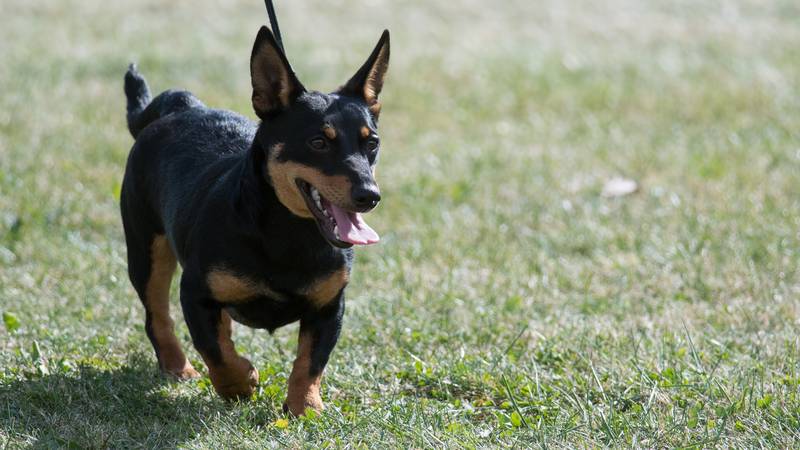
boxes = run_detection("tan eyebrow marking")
[322,125,337,140]
[360,126,370,139]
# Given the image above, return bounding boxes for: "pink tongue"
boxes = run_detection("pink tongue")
[326,203,380,245]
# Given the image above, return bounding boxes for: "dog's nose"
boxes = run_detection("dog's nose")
[353,186,381,210]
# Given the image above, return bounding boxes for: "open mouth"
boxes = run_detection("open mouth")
[296,180,380,248]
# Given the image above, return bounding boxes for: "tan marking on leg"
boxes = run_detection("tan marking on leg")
[266,145,354,217]
[286,331,324,416]
[204,310,259,400]
[304,268,348,308]
[207,268,287,303]
[207,270,258,302]
[147,236,200,380]
[322,125,337,140]
[360,126,370,139]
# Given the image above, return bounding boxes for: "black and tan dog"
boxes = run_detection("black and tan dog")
[120,26,389,416]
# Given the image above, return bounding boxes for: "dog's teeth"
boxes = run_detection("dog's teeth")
[310,188,323,209]
[333,225,340,239]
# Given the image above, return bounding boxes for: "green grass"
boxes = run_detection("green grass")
[2,0,800,447]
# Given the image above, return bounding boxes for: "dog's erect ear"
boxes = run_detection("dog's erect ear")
[339,30,390,117]
[251,26,306,119]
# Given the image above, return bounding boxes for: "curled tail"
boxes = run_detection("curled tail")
[124,64,152,138]
[124,63,204,138]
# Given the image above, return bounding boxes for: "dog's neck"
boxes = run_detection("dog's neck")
[238,140,282,218]
[235,137,322,237]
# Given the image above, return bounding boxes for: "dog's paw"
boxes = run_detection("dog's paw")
[283,393,324,417]
[210,358,259,400]
[164,364,202,381]
[160,357,202,381]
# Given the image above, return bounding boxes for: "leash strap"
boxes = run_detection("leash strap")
[264,0,284,52]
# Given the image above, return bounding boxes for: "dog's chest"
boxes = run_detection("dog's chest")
[206,266,349,308]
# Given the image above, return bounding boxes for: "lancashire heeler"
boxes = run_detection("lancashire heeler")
[120,26,390,416]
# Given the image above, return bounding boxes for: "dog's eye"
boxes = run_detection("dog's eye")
[308,137,328,151]
[365,139,379,152]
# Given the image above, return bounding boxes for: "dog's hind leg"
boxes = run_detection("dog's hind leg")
[121,203,200,379]
[143,236,201,379]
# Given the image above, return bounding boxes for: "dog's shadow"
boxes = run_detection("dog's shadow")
[0,357,271,448]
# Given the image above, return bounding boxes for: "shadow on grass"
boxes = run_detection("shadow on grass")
[0,362,215,448]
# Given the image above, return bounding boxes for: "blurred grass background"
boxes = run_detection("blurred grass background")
[1,0,799,447]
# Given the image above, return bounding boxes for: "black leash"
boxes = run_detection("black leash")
[264,0,284,52]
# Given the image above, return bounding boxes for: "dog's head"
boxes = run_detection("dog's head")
[249,26,389,249]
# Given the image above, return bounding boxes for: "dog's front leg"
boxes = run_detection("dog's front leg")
[180,275,259,400]
[284,293,345,416]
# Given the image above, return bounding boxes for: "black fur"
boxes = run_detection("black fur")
[120,26,389,406]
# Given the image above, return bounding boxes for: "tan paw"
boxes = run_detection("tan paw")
[283,392,324,417]
[210,358,259,400]
[165,364,202,381]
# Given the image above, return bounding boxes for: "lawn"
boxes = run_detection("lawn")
[1,0,800,447]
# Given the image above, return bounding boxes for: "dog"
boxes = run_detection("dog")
[120,25,389,416]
